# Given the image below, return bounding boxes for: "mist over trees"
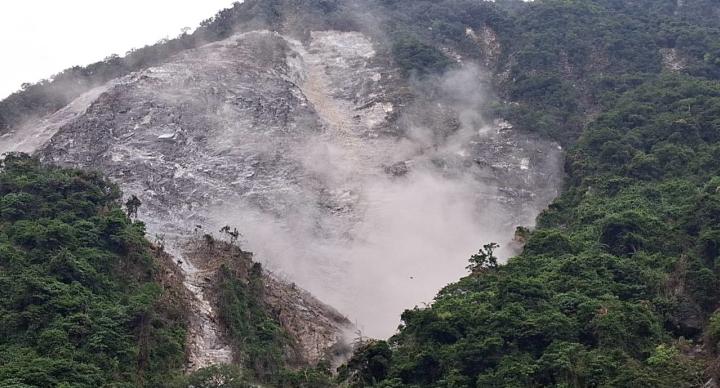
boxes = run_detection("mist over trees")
[336,1,720,386]
[354,75,720,387]
[2,0,720,386]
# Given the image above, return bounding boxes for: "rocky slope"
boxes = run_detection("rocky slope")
[0,27,563,346]
[178,236,352,370]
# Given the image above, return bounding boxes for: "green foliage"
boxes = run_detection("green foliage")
[496,0,720,144]
[277,362,336,388]
[392,36,453,76]
[215,258,337,387]
[342,42,720,388]
[466,242,500,272]
[708,312,720,352]
[183,365,254,388]
[338,341,392,387]
[5,0,720,386]
[216,262,288,383]
[646,344,678,367]
[0,154,187,387]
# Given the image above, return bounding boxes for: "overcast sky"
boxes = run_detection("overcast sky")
[0,0,238,99]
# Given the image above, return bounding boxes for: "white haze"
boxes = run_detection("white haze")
[0,17,561,338]
[0,0,238,99]
[206,64,520,338]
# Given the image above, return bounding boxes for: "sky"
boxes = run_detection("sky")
[0,0,238,99]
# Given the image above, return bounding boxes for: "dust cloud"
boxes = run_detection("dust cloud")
[207,63,519,338]
[17,27,561,340]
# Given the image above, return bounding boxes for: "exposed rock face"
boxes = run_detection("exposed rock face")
[465,25,502,69]
[262,272,353,365]
[660,48,687,72]
[169,243,234,371]
[1,29,563,341]
[178,238,352,369]
[0,83,114,155]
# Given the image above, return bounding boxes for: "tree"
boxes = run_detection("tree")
[467,242,499,272]
[0,155,187,386]
[125,195,141,219]
[220,225,241,245]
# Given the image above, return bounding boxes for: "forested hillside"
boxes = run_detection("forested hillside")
[0,154,188,386]
[336,1,720,387]
[4,0,720,386]
[0,155,346,387]
[345,75,720,387]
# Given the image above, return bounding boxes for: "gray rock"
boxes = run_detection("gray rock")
[1,29,563,339]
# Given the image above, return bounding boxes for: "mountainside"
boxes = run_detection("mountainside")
[0,155,189,386]
[3,0,720,386]
[0,155,349,387]
[0,21,563,340]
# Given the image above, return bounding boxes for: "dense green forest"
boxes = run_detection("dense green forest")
[0,154,187,386]
[0,155,335,387]
[337,1,720,387]
[348,75,720,387]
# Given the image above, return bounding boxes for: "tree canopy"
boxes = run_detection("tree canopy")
[0,154,188,387]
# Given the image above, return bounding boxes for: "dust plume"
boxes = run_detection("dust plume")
[206,63,522,338]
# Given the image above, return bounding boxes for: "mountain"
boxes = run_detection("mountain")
[2,0,720,386]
